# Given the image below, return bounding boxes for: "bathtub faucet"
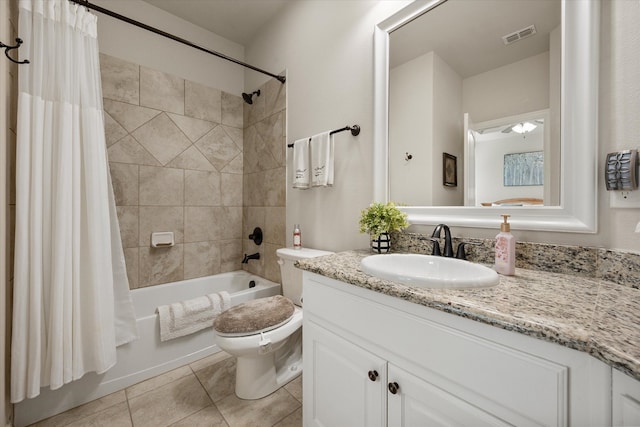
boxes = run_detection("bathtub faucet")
[242,252,260,264]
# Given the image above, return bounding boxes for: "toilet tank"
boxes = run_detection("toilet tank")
[277,247,333,306]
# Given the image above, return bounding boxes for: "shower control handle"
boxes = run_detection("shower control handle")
[388,382,400,395]
[368,370,379,382]
[249,227,263,245]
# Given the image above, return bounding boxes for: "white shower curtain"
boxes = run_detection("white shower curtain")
[12,0,138,403]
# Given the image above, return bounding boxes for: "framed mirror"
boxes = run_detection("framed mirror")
[373,0,599,232]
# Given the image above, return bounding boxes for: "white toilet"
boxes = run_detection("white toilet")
[213,247,333,400]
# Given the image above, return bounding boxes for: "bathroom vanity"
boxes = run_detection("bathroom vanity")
[299,251,640,427]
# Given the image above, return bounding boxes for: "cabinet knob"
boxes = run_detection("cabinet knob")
[388,382,400,394]
[368,370,379,382]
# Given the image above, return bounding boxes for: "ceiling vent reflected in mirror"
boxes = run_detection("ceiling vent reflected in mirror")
[502,24,537,45]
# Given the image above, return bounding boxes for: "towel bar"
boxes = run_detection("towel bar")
[287,124,360,148]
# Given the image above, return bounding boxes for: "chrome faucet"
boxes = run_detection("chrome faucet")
[430,224,454,257]
[242,252,260,264]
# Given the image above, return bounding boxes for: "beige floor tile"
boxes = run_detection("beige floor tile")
[194,357,236,402]
[169,405,228,427]
[126,365,192,399]
[215,388,301,427]
[189,351,232,373]
[128,375,212,427]
[65,401,132,427]
[34,391,127,427]
[273,407,302,427]
[283,375,302,403]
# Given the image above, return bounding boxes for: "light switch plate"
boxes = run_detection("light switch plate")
[610,190,640,208]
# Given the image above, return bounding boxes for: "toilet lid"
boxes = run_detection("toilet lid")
[213,295,295,336]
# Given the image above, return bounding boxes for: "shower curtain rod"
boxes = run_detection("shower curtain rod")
[68,0,286,84]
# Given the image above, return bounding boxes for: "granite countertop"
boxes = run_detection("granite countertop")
[296,250,640,381]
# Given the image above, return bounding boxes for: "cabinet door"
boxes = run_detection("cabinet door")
[613,369,640,426]
[387,364,511,427]
[303,320,387,427]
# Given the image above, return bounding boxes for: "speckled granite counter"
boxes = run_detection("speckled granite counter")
[296,250,640,381]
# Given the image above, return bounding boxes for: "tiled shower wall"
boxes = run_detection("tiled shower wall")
[101,54,246,288]
[242,78,287,283]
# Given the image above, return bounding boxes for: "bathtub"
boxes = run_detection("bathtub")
[14,271,281,427]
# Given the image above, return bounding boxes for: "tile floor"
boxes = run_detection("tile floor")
[30,352,302,427]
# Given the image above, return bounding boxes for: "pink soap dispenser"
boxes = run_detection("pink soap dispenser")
[495,214,515,275]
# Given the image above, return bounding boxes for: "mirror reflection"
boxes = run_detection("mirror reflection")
[388,0,561,207]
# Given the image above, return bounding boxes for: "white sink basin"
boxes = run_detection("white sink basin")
[360,254,499,289]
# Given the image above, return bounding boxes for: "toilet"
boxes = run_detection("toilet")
[213,247,333,400]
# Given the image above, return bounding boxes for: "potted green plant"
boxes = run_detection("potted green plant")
[358,202,409,253]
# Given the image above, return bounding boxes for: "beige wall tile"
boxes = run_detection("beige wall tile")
[107,135,162,167]
[264,78,287,118]
[124,248,139,289]
[223,125,243,151]
[139,244,184,287]
[139,206,184,246]
[110,163,138,205]
[184,241,220,279]
[104,112,128,147]
[220,239,242,272]
[221,92,243,128]
[166,146,215,171]
[264,167,286,207]
[243,207,266,237]
[139,166,184,206]
[195,126,241,172]
[185,81,221,123]
[221,153,243,174]
[184,207,219,242]
[219,207,242,240]
[99,54,139,105]
[221,173,242,207]
[185,170,220,206]
[243,89,266,127]
[103,99,161,133]
[132,114,192,166]
[256,110,286,167]
[116,206,139,248]
[242,239,264,277]
[167,113,215,143]
[263,242,282,284]
[140,67,184,115]
[265,207,286,246]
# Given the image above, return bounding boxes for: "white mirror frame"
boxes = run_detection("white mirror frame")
[373,0,599,233]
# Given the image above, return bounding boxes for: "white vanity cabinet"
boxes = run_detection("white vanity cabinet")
[302,272,611,427]
[613,369,640,426]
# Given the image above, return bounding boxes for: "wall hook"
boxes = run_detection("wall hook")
[405,152,413,161]
[1,38,29,64]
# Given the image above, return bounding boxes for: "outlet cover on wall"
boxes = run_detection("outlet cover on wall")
[610,190,640,208]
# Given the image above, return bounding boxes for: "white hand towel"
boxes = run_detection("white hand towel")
[292,138,311,189]
[157,291,231,342]
[310,131,334,187]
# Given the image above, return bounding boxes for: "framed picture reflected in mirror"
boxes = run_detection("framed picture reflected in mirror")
[443,153,457,187]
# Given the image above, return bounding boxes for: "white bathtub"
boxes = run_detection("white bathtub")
[15,271,281,427]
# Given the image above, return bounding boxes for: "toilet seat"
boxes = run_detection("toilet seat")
[213,295,295,337]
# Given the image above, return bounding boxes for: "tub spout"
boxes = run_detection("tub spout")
[242,252,260,264]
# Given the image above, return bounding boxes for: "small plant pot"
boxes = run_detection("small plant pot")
[371,232,391,254]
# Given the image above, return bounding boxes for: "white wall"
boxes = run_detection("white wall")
[389,52,434,206]
[245,0,640,252]
[475,130,544,205]
[463,52,550,123]
[245,1,411,251]
[92,0,244,95]
[432,53,463,206]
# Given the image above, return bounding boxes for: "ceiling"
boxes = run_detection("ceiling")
[141,0,290,46]
[390,0,561,78]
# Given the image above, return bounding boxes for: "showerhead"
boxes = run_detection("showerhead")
[242,90,261,105]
